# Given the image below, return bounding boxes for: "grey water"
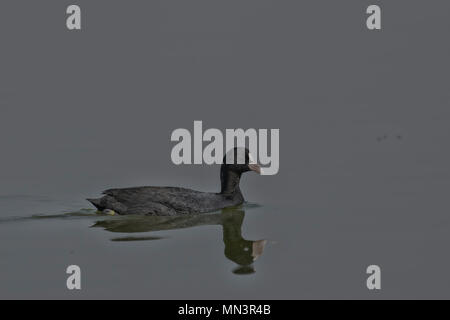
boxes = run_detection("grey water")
[0,197,287,299]
[1,161,450,300]
[2,0,450,299]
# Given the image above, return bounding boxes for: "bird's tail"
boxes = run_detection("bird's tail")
[87,197,104,210]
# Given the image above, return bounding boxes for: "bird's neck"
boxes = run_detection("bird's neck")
[220,170,242,197]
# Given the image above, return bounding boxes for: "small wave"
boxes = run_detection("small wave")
[110,236,164,242]
[0,204,263,224]
[31,209,98,219]
[0,209,99,224]
[242,202,263,209]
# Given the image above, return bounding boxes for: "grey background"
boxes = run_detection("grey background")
[1,0,450,299]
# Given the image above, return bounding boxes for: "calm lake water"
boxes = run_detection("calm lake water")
[0,195,293,299]
[1,174,450,300]
[2,0,450,299]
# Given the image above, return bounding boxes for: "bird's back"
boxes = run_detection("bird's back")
[92,186,242,215]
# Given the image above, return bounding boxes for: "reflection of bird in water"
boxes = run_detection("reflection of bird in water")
[92,208,266,274]
[221,210,266,275]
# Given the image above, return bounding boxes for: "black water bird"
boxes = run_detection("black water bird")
[87,148,261,216]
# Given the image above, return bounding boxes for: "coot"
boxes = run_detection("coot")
[87,148,261,216]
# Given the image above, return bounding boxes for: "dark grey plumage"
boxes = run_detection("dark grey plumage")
[87,148,260,216]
